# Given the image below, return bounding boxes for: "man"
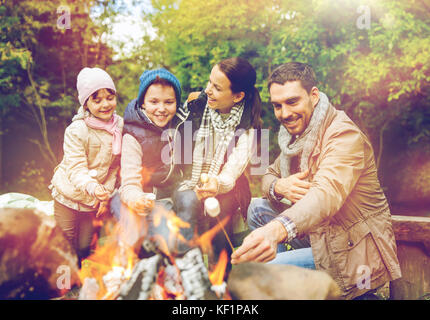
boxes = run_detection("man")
[231,62,401,299]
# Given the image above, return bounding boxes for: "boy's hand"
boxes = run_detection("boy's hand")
[132,197,155,215]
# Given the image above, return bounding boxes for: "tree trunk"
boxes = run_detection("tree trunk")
[376,121,389,170]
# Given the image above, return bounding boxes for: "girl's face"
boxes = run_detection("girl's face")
[204,64,244,114]
[86,88,117,121]
[141,84,177,128]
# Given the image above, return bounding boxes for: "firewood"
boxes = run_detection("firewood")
[0,208,80,299]
[175,248,218,300]
[117,254,161,300]
[227,262,341,300]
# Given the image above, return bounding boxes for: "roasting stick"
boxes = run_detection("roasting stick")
[200,174,235,252]
[204,197,235,252]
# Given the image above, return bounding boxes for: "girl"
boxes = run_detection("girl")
[110,68,187,254]
[50,67,123,263]
[173,57,262,266]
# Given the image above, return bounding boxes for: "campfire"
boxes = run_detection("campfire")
[77,201,231,300]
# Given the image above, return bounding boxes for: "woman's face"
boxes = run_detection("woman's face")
[204,64,244,114]
[86,88,117,121]
[141,83,177,128]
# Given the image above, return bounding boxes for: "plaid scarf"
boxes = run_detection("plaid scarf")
[278,92,330,178]
[179,100,244,191]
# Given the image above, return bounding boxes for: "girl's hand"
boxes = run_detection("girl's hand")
[96,200,109,218]
[195,176,219,200]
[94,185,110,201]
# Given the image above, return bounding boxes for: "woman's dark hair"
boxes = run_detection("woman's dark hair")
[217,57,262,129]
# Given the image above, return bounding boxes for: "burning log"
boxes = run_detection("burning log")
[114,239,219,300]
[0,208,80,299]
[175,248,217,300]
[116,254,161,300]
[227,262,341,300]
[79,278,99,300]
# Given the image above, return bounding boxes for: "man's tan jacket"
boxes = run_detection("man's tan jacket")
[263,104,402,299]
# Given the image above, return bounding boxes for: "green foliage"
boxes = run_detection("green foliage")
[146,0,430,167]
[1,0,429,198]
[0,0,126,191]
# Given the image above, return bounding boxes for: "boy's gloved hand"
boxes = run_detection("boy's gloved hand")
[132,196,155,215]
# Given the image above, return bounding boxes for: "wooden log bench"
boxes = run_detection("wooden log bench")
[390,215,430,300]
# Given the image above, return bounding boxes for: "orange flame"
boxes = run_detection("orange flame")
[152,204,191,254]
[78,222,137,300]
[209,249,228,286]
[194,215,230,255]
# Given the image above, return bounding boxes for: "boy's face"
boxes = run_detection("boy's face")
[270,80,319,136]
[86,88,117,121]
[141,83,177,128]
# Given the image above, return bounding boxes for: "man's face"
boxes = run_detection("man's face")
[270,81,319,136]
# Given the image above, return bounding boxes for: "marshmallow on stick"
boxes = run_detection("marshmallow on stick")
[204,197,220,217]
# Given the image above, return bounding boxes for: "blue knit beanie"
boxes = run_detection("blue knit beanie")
[137,68,182,108]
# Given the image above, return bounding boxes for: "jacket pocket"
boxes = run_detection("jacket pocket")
[330,221,370,253]
[329,221,385,291]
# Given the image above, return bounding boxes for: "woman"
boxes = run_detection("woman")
[173,57,262,266]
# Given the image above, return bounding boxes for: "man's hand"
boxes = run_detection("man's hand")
[231,220,287,264]
[195,176,219,200]
[275,170,311,203]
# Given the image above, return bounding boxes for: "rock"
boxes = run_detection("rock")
[0,208,80,299]
[227,262,341,300]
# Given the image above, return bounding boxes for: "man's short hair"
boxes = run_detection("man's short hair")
[267,62,317,93]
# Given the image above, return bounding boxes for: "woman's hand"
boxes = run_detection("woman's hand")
[195,176,219,200]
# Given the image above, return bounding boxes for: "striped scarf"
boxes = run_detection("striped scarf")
[278,92,330,178]
[179,100,244,191]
